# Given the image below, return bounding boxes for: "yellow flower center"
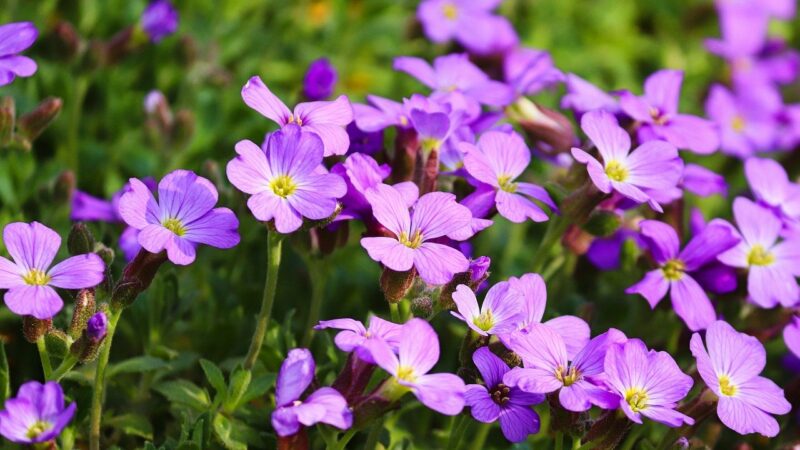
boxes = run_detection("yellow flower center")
[555,365,580,387]
[270,174,298,198]
[605,160,629,182]
[399,230,423,249]
[162,218,186,236]
[650,107,669,125]
[23,269,51,286]
[747,244,775,267]
[497,175,518,193]
[718,375,737,397]
[472,309,494,332]
[625,387,648,412]
[443,3,458,20]
[661,259,685,281]
[26,420,51,439]
[731,116,746,133]
[287,114,304,126]
[396,366,417,382]
[420,137,441,153]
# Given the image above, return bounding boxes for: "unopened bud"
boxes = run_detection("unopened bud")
[18,97,63,142]
[53,170,76,204]
[94,242,115,267]
[86,312,108,342]
[22,316,52,343]
[70,312,108,362]
[68,289,96,340]
[45,329,70,359]
[380,268,416,303]
[507,98,576,153]
[0,97,15,146]
[439,271,471,311]
[410,296,433,318]
[52,21,82,60]
[67,223,95,256]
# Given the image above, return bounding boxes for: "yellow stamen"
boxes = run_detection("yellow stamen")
[269,174,298,199]
[555,366,580,387]
[731,116,746,133]
[442,3,458,20]
[396,366,417,382]
[472,309,494,332]
[661,259,685,281]
[399,230,423,249]
[747,244,775,267]
[497,175,517,193]
[287,114,304,126]
[162,218,186,236]
[625,387,648,412]
[605,160,629,182]
[26,421,51,439]
[23,269,50,286]
[718,375,737,397]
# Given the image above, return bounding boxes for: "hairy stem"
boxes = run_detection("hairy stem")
[36,337,52,380]
[89,307,122,450]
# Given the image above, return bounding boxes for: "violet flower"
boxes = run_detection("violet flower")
[784,316,800,359]
[226,125,346,233]
[744,157,800,228]
[451,281,524,336]
[504,47,564,97]
[626,219,740,331]
[461,130,556,223]
[315,316,403,364]
[0,22,38,86]
[366,318,465,415]
[718,197,800,308]
[346,123,383,154]
[241,76,353,156]
[705,84,777,158]
[586,228,645,271]
[353,95,410,133]
[118,169,240,265]
[0,222,105,319]
[271,348,352,437]
[0,381,76,444]
[303,58,337,101]
[620,69,719,154]
[360,184,472,285]
[416,0,517,55]
[571,110,683,212]
[560,74,619,117]
[690,320,791,437]
[86,312,108,342]
[681,163,728,198]
[140,0,178,43]
[604,339,695,427]
[465,347,544,443]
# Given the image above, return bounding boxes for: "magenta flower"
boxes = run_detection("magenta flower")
[451,281,524,336]
[504,47,564,97]
[416,0,517,55]
[462,130,556,223]
[619,70,719,154]
[315,316,403,364]
[718,197,800,308]
[604,339,695,427]
[571,111,683,212]
[360,184,472,285]
[226,125,346,233]
[0,22,38,86]
[784,316,800,359]
[366,318,465,415]
[0,222,104,320]
[465,347,544,443]
[241,76,353,156]
[744,157,800,228]
[690,320,791,437]
[626,220,740,331]
[504,325,626,412]
[140,0,178,43]
[271,349,352,437]
[0,381,76,444]
[705,85,776,158]
[303,58,337,101]
[119,170,240,266]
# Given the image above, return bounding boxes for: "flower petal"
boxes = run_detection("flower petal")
[498,404,540,443]
[398,319,439,375]
[471,347,510,388]
[464,385,501,423]
[4,285,62,319]
[413,243,469,285]
[580,110,631,162]
[412,373,465,416]
[48,254,105,289]
[241,76,291,124]
[3,222,60,272]
[670,275,716,332]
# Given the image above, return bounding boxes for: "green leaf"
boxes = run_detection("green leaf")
[222,367,251,412]
[212,414,247,450]
[239,373,276,405]
[106,414,154,440]
[199,359,227,398]
[108,356,169,378]
[153,380,211,412]
[0,342,9,403]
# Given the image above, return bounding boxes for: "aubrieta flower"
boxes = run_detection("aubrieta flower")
[86,312,108,342]
[315,316,403,364]
[0,381,76,444]
[571,110,683,212]
[604,339,695,427]
[451,282,523,336]
[360,184,473,285]
[119,169,240,265]
[784,315,800,359]
[353,95,410,133]
[560,74,619,117]
[462,130,556,223]
[718,197,800,308]
[226,125,346,233]
[366,318,465,415]
[416,0,517,55]
[242,76,353,157]
[504,47,564,97]
[619,69,719,154]
[140,0,179,43]
[626,219,740,331]
[465,347,544,443]
[504,324,625,412]
[705,84,777,158]
[690,320,791,437]
[586,228,644,271]
[406,94,466,152]
[744,157,800,228]
[303,58,337,101]
[0,22,38,86]
[271,348,352,437]
[0,222,105,319]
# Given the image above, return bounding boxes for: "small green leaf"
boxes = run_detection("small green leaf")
[0,342,9,403]
[212,414,247,450]
[199,359,227,398]
[239,373,276,405]
[108,356,168,378]
[106,414,154,440]
[222,367,251,412]
[153,380,211,412]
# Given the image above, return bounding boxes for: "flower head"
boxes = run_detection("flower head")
[353,95,410,133]
[315,316,403,364]
[271,349,352,437]
[465,347,544,442]
[303,58,337,101]
[0,22,38,86]
[0,222,105,319]
[242,76,353,156]
[140,0,178,43]
[604,339,695,427]
[119,170,240,265]
[451,282,523,336]
[705,85,777,158]
[416,0,517,55]
[0,381,76,444]
[690,320,791,436]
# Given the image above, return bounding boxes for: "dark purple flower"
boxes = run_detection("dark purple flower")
[346,123,383,154]
[416,0,517,55]
[303,58,337,101]
[315,316,403,364]
[586,228,645,271]
[465,347,544,442]
[0,22,38,86]
[86,312,108,342]
[0,381,76,444]
[140,0,178,43]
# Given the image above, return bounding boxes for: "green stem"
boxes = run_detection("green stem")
[362,417,384,450]
[467,423,491,450]
[302,258,327,347]
[50,353,79,381]
[389,303,400,323]
[446,414,471,450]
[36,337,52,380]
[243,231,283,371]
[329,428,358,450]
[571,437,582,450]
[89,307,122,450]
[531,217,569,273]
[555,431,564,450]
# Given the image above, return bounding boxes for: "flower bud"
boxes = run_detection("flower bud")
[439,257,490,310]
[379,268,416,304]
[22,316,52,343]
[45,329,70,359]
[53,170,76,205]
[67,223,95,256]
[112,250,168,309]
[561,181,608,226]
[68,289,96,340]
[332,354,377,404]
[303,58,337,101]
[506,98,576,154]
[94,243,115,268]
[391,128,419,183]
[71,312,108,362]
[18,97,63,142]
[52,20,82,61]
[410,296,433,318]
[0,97,15,147]
[86,312,108,342]
[582,210,622,238]
[278,430,309,450]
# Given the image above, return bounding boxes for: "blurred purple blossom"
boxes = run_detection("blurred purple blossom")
[141,0,178,43]
[0,22,38,86]
[303,58,337,101]
[417,0,517,55]
[0,381,76,444]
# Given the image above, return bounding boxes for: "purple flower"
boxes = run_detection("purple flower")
[571,111,684,212]
[465,347,544,442]
[360,184,472,285]
[226,125,346,233]
[620,70,719,154]
[303,58,337,101]
[315,316,403,364]
[86,312,108,342]
[784,316,800,359]
[451,281,523,336]
[586,229,645,271]
[0,222,105,320]
[461,130,556,223]
[366,318,465,415]
[718,197,800,308]
[416,0,517,55]
[241,76,353,156]
[626,220,740,331]
[504,48,564,97]
[0,22,38,86]
[140,0,178,43]
[560,74,619,117]
[0,381,76,444]
[681,163,728,198]
[690,320,791,437]
[353,95,409,133]
[705,84,777,158]
[504,325,626,412]
[119,170,240,265]
[407,95,467,152]
[604,339,695,427]
[346,123,383,154]
[745,157,800,228]
[271,349,352,437]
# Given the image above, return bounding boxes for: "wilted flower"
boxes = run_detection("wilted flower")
[140,0,179,43]
[0,381,76,444]
[315,316,403,364]
[416,0,517,55]
[451,282,523,336]
[303,58,337,101]
[0,22,38,86]
[691,320,791,437]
